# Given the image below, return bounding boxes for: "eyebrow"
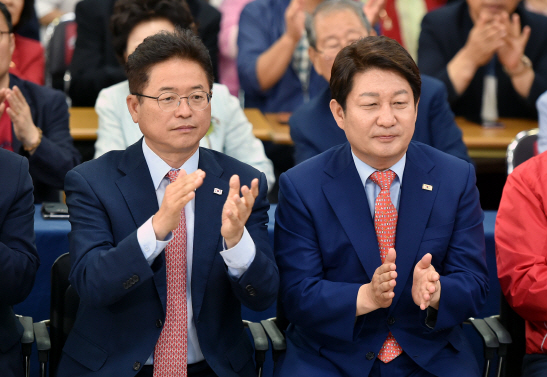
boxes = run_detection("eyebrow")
[157,84,205,92]
[358,89,409,97]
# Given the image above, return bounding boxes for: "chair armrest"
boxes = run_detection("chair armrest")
[484,316,512,345]
[16,315,34,345]
[260,319,286,352]
[34,321,51,364]
[245,321,269,352]
[467,318,499,349]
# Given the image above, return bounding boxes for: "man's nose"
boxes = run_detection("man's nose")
[377,103,396,127]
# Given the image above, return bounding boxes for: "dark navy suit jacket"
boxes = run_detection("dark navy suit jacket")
[0,148,39,377]
[418,1,547,121]
[274,142,488,376]
[57,141,278,376]
[289,74,471,165]
[9,74,81,203]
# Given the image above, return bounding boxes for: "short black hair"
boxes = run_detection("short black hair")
[0,2,13,32]
[330,36,421,110]
[126,27,213,96]
[110,0,196,66]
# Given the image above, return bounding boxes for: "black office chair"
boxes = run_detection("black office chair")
[43,13,77,96]
[506,128,538,174]
[36,253,269,376]
[14,314,34,377]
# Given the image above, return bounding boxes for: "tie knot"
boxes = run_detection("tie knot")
[167,169,180,183]
[370,170,396,190]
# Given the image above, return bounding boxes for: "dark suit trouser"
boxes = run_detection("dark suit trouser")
[0,342,24,377]
[369,352,436,377]
[137,360,217,377]
[522,354,547,377]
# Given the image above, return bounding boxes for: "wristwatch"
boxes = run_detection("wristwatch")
[504,55,532,77]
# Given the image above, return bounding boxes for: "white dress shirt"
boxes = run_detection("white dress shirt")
[136,139,256,364]
[351,150,406,216]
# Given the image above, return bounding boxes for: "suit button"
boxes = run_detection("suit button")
[366,352,375,360]
[123,282,128,289]
[387,316,395,325]
[133,274,139,283]
[133,361,141,371]
[156,319,163,328]
[246,285,257,296]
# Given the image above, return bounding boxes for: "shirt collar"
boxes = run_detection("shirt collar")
[351,149,406,186]
[142,138,200,190]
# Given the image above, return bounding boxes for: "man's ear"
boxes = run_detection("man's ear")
[330,99,346,131]
[414,97,420,124]
[126,94,140,124]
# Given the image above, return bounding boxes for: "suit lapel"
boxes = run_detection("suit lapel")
[322,144,380,280]
[191,148,228,320]
[390,143,438,310]
[114,140,167,310]
[115,140,159,227]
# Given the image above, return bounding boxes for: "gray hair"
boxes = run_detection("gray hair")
[305,0,372,49]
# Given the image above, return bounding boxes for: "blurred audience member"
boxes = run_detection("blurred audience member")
[376,0,446,60]
[95,0,275,190]
[2,0,44,84]
[496,152,547,377]
[0,147,39,377]
[69,0,220,107]
[237,0,384,112]
[290,0,470,165]
[35,0,80,25]
[418,0,547,123]
[525,0,547,15]
[0,2,80,202]
[537,90,547,153]
[218,0,253,96]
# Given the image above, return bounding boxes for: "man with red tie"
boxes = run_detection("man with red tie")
[57,28,278,377]
[273,36,488,377]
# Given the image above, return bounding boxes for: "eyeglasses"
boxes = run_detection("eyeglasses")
[132,90,212,112]
[0,31,12,43]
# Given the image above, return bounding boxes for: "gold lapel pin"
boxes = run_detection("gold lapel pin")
[422,184,433,191]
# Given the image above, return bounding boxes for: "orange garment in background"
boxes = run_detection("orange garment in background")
[10,34,45,85]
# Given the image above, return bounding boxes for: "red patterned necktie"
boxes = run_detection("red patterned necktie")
[154,169,188,376]
[370,170,403,363]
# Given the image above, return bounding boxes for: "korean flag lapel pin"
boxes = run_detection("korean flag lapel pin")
[214,188,223,195]
[422,184,433,191]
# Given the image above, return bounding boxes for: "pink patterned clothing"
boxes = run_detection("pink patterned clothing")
[218,0,253,96]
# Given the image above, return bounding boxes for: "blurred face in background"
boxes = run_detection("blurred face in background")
[466,0,521,20]
[0,12,14,84]
[2,0,23,27]
[309,9,370,82]
[124,18,176,62]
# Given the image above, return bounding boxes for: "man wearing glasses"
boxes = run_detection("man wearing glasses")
[289,0,471,165]
[57,28,278,377]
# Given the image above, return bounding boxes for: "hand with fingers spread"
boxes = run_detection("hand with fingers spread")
[463,11,507,68]
[496,12,531,74]
[412,253,441,310]
[221,175,259,249]
[152,169,206,240]
[356,248,397,316]
[3,86,42,151]
[284,0,306,44]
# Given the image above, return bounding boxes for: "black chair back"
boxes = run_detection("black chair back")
[49,253,77,376]
[506,128,538,174]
